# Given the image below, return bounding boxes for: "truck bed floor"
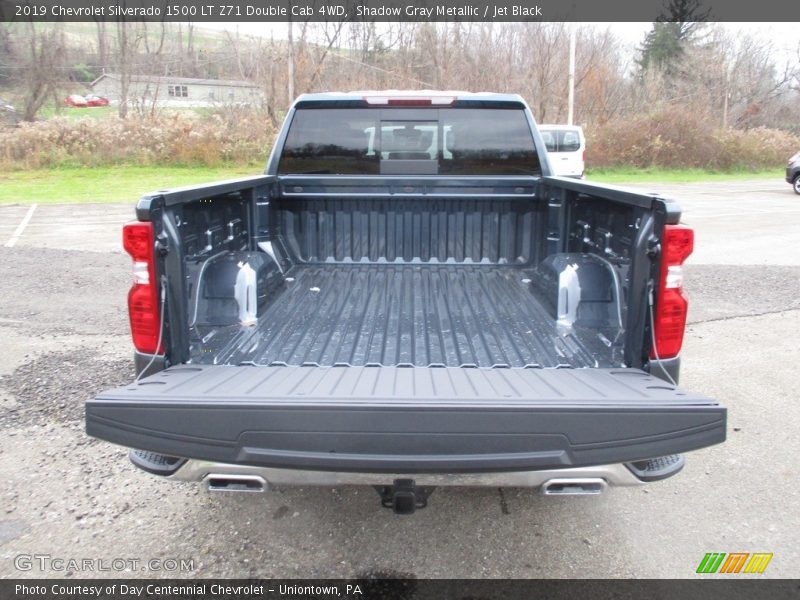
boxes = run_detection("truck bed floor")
[191,264,622,369]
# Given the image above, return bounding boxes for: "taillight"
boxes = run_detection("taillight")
[122,221,162,355]
[651,224,694,360]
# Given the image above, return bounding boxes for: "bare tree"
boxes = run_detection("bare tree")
[95,21,108,70]
[725,34,795,128]
[305,21,346,90]
[113,23,146,118]
[135,21,169,117]
[20,23,66,121]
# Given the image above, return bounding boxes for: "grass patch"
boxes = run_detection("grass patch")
[1,164,787,205]
[38,105,117,121]
[586,167,784,184]
[0,165,263,204]
[36,105,217,121]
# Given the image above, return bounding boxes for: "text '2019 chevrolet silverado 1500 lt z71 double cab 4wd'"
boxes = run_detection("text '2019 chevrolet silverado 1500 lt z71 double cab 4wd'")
[86,92,725,513]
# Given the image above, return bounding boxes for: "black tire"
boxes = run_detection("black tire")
[794,174,800,195]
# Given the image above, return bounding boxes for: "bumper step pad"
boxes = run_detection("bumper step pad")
[129,449,185,476]
[626,454,685,482]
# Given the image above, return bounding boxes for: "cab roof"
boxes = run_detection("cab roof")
[292,90,528,109]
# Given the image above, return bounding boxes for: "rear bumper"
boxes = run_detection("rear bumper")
[86,365,726,474]
[167,459,649,488]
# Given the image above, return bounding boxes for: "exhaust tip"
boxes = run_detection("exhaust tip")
[541,478,606,496]
[205,474,267,493]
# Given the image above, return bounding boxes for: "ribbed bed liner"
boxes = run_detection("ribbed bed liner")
[191,264,622,368]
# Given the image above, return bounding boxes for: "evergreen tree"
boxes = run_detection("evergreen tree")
[637,0,710,75]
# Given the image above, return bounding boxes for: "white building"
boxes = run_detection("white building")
[89,73,263,108]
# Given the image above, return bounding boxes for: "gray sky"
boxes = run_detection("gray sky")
[200,22,800,44]
[200,21,799,68]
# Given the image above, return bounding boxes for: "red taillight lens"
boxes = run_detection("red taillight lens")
[122,221,154,261]
[651,224,694,360]
[122,221,162,355]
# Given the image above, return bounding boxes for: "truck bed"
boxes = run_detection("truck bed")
[87,100,727,482]
[191,263,622,369]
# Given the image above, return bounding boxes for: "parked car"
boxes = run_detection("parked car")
[538,124,586,178]
[0,97,20,126]
[86,91,726,514]
[65,94,88,107]
[787,151,800,194]
[84,94,110,107]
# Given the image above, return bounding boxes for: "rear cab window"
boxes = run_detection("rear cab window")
[278,107,541,176]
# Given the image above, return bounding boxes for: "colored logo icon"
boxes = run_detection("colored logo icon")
[696,553,773,574]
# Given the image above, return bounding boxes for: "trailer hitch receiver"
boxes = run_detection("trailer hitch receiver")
[375,479,435,515]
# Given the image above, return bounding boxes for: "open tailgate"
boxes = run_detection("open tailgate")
[86,366,725,472]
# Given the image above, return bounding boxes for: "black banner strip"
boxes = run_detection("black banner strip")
[0,0,796,23]
[4,579,800,600]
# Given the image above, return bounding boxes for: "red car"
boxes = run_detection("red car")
[64,94,109,108]
[64,94,88,107]
[85,94,110,107]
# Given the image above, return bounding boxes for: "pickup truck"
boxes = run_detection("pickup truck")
[86,92,726,514]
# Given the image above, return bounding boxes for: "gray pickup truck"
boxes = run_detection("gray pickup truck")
[87,92,726,513]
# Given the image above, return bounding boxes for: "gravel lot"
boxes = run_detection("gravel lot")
[0,179,798,579]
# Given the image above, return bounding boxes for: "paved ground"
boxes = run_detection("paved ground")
[0,180,798,579]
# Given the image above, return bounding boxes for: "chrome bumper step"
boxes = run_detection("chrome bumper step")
[163,459,649,489]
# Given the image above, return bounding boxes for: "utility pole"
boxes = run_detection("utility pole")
[722,67,730,129]
[287,19,295,104]
[567,25,576,125]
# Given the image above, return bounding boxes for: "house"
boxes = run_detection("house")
[89,73,263,108]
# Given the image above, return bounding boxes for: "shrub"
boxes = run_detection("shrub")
[4,105,796,173]
[712,127,799,171]
[0,108,276,170]
[587,107,800,171]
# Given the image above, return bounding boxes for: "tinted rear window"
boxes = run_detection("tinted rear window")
[278,107,541,176]
[540,129,582,153]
